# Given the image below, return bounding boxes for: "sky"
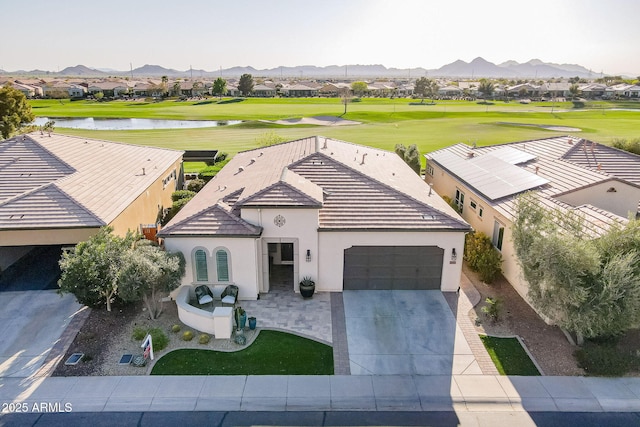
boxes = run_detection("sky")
[2,0,639,76]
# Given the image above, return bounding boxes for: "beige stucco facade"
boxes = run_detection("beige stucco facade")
[425,162,529,299]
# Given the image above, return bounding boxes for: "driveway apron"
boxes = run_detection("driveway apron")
[343,290,479,375]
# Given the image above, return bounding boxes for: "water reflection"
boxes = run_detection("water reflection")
[33,117,242,130]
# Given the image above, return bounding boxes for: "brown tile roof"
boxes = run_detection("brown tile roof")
[0,133,183,230]
[159,203,262,237]
[161,136,468,236]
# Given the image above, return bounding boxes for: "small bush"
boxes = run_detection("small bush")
[171,324,181,333]
[481,297,502,322]
[465,232,502,283]
[182,330,194,341]
[171,190,196,202]
[148,328,169,351]
[132,326,146,341]
[198,158,230,182]
[161,197,194,225]
[575,340,640,376]
[199,334,211,344]
[187,178,206,193]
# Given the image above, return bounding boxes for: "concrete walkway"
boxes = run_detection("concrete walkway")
[1,374,640,413]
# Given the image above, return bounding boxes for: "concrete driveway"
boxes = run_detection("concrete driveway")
[0,290,82,378]
[343,290,479,375]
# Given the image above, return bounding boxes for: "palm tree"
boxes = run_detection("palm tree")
[161,76,168,97]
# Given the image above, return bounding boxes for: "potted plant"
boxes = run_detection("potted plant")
[299,276,315,298]
[234,306,247,330]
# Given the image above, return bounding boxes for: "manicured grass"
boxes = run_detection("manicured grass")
[150,330,334,375]
[480,335,540,376]
[30,98,640,168]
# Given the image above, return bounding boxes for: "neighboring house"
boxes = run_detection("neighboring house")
[506,83,541,98]
[542,82,571,98]
[318,82,350,97]
[0,133,184,274]
[437,85,463,97]
[87,81,128,97]
[159,136,470,301]
[41,82,72,98]
[281,84,318,97]
[252,84,277,97]
[425,136,640,301]
[226,85,241,97]
[68,84,86,98]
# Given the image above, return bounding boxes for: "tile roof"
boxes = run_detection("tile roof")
[159,203,262,237]
[161,136,469,236]
[426,136,639,232]
[0,133,183,230]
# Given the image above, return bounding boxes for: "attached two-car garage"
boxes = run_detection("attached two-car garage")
[342,246,444,290]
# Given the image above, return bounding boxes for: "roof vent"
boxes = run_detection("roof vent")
[590,141,597,152]
[467,152,475,158]
[535,166,539,174]
[142,168,146,175]
[238,166,245,173]
[360,153,368,165]
[597,163,602,171]
[607,187,617,193]
[322,138,328,149]
[249,158,256,165]
[258,152,264,157]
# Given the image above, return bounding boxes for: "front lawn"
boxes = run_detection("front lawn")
[150,330,334,375]
[480,335,540,376]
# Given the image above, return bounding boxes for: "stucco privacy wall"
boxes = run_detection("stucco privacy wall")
[0,228,99,247]
[164,237,259,300]
[242,208,319,293]
[318,231,465,292]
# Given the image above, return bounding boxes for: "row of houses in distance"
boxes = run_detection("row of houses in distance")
[3,76,639,100]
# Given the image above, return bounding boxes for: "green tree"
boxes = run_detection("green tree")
[212,77,227,99]
[118,241,185,319]
[478,79,495,100]
[512,193,640,344]
[58,227,137,312]
[569,84,580,100]
[414,77,437,103]
[0,84,35,139]
[394,143,421,175]
[350,81,368,97]
[255,131,286,146]
[160,75,169,97]
[172,81,182,97]
[238,73,254,96]
[42,120,55,136]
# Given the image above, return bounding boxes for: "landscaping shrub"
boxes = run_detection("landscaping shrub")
[132,327,146,341]
[182,330,194,341]
[198,334,211,344]
[148,327,169,351]
[171,190,196,202]
[198,158,230,182]
[186,178,206,193]
[171,324,181,333]
[575,340,640,376]
[464,232,502,283]
[442,195,461,214]
[161,197,194,225]
[481,297,502,322]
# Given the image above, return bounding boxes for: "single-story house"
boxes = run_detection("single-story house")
[87,81,128,97]
[0,133,184,274]
[281,84,318,97]
[425,136,640,302]
[159,136,470,301]
[252,84,277,97]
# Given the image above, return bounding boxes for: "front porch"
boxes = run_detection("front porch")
[176,264,332,344]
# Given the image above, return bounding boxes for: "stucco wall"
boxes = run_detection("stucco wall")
[426,161,530,301]
[109,158,183,236]
[0,228,98,247]
[555,180,640,219]
[164,236,259,300]
[241,208,320,292]
[318,230,465,292]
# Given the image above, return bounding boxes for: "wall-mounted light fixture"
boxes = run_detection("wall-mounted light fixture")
[306,249,311,262]
[451,248,457,263]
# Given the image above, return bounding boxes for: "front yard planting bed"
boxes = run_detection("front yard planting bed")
[480,335,540,376]
[151,330,333,375]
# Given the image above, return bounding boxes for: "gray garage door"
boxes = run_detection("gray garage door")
[343,246,444,290]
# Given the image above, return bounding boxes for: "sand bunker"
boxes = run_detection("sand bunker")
[268,116,361,126]
[496,122,581,132]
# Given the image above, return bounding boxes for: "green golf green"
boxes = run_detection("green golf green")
[150,330,334,375]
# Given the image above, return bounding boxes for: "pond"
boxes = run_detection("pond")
[32,117,242,130]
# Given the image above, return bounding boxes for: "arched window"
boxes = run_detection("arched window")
[216,249,229,282]
[194,249,208,282]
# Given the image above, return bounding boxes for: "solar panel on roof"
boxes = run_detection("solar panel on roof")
[430,151,549,201]
[488,146,537,165]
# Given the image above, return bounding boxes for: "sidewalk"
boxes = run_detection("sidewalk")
[2,374,640,413]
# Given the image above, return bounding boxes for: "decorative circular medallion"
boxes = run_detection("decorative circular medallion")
[274,214,286,227]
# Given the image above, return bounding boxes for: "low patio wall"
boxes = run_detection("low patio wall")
[175,285,232,337]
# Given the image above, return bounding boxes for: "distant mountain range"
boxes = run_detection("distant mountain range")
[0,58,605,79]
